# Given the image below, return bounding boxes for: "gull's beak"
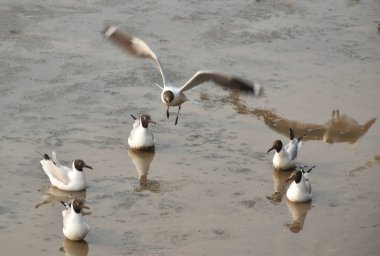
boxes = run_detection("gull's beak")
[81,204,90,210]
[149,120,156,125]
[84,164,93,170]
[131,114,137,120]
[267,146,275,153]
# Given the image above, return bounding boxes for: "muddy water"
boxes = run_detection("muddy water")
[0,0,379,255]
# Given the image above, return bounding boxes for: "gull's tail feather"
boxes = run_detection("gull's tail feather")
[61,201,70,208]
[289,128,295,140]
[306,166,316,173]
[36,151,50,160]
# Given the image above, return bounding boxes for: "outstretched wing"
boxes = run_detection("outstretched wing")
[104,26,167,86]
[179,70,263,96]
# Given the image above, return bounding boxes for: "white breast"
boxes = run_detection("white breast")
[286,177,312,203]
[62,210,89,241]
[128,125,155,150]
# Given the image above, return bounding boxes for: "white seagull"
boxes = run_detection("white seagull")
[285,166,315,203]
[267,128,305,171]
[61,199,90,241]
[39,152,92,191]
[104,26,263,125]
[128,114,156,150]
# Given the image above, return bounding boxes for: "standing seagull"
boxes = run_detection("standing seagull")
[61,199,90,241]
[128,114,156,150]
[267,128,305,171]
[285,166,315,203]
[39,152,93,191]
[104,26,263,125]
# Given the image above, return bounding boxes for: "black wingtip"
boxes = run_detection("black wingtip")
[307,166,316,173]
[36,151,50,160]
[289,128,295,140]
[230,77,255,94]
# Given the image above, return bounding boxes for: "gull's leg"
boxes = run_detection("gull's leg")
[174,105,181,125]
[166,106,170,119]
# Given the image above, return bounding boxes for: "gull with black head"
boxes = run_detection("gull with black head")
[61,199,90,241]
[128,113,156,150]
[39,151,93,191]
[285,166,315,203]
[104,26,263,125]
[267,128,305,171]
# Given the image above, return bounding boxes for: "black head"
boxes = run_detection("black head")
[267,140,283,153]
[72,199,90,214]
[140,114,156,128]
[74,159,93,172]
[285,170,303,184]
[163,90,174,103]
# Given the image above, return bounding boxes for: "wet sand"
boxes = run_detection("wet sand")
[0,0,379,255]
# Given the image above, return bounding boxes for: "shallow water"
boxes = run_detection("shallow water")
[0,0,379,255]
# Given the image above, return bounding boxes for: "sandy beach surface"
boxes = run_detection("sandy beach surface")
[0,0,379,255]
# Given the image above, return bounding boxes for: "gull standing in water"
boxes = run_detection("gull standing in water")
[285,166,315,203]
[267,128,305,171]
[61,199,90,241]
[128,114,156,150]
[104,26,263,125]
[39,152,92,191]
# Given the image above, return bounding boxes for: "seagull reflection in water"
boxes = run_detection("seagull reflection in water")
[266,169,292,204]
[127,149,161,193]
[60,238,89,256]
[285,201,312,233]
[228,92,376,144]
[35,186,86,209]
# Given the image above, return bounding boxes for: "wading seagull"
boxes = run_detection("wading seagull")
[285,166,315,203]
[39,152,93,191]
[104,26,263,125]
[61,199,90,241]
[267,128,305,171]
[128,114,156,150]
